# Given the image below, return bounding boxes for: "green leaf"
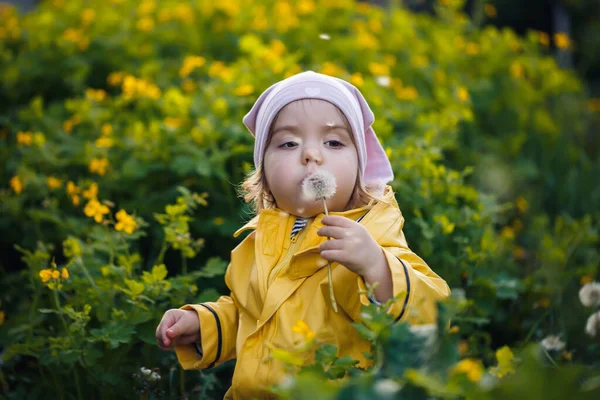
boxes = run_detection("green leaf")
[124,278,145,296]
[152,264,168,281]
[198,257,227,278]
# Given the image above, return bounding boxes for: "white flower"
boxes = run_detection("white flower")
[319,33,331,40]
[579,282,600,307]
[409,323,438,351]
[374,379,402,396]
[375,76,391,87]
[301,169,337,201]
[149,372,161,381]
[585,312,600,338]
[140,367,151,376]
[540,335,565,351]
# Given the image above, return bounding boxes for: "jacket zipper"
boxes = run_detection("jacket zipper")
[267,226,309,287]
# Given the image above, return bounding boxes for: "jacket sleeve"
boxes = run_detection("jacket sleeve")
[174,266,239,370]
[336,214,451,324]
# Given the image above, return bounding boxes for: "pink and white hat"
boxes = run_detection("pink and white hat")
[242,70,394,187]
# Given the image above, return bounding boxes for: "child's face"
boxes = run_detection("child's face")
[263,99,359,217]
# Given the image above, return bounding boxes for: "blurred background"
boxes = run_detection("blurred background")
[0,0,599,399]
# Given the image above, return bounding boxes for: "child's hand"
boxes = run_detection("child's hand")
[155,309,200,351]
[317,215,387,280]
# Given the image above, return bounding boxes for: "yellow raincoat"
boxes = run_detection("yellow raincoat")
[174,186,450,399]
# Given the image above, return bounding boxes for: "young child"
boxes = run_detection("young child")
[156,71,450,399]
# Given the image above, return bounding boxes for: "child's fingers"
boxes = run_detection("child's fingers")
[175,333,200,346]
[319,238,345,251]
[321,215,355,227]
[320,249,347,264]
[317,226,346,239]
[156,312,177,345]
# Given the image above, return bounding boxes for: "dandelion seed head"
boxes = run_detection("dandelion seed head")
[579,282,600,307]
[540,335,565,351]
[375,76,391,87]
[374,379,402,396]
[301,168,336,201]
[319,33,331,40]
[585,312,600,338]
[140,367,151,376]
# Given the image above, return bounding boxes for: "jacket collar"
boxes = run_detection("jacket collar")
[233,185,399,238]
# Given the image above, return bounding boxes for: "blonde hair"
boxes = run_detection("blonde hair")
[239,99,384,215]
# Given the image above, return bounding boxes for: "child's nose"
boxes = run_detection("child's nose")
[302,146,323,165]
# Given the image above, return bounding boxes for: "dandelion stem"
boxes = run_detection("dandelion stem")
[322,198,338,313]
[542,347,559,368]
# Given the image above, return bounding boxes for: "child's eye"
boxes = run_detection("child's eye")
[279,141,298,149]
[325,140,344,148]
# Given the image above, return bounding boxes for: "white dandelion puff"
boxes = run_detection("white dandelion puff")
[374,379,402,396]
[301,169,337,202]
[540,335,565,351]
[585,312,600,338]
[579,282,600,307]
[140,367,151,376]
[149,372,161,381]
[319,33,331,40]
[375,76,391,87]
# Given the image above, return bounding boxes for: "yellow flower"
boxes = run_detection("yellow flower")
[84,199,110,223]
[554,32,570,49]
[452,358,484,382]
[10,176,23,194]
[115,209,137,234]
[101,123,113,136]
[71,195,81,206]
[107,72,124,86]
[46,176,62,190]
[39,269,53,283]
[137,17,155,32]
[513,246,526,260]
[581,275,594,286]
[349,72,364,87]
[85,88,106,102]
[297,0,316,15]
[434,215,455,234]
[458,340,469,356]
[233,84,255,97]
[515,196,529,213]
[61,268,69,279]
[465,42,480,55]
[89,157,109,176]
[181,79,196,93]
[51,270,60,280]
[213,217,225,226]
[457,87,470,102]
[292,320,316,341]
[356,29,378,50]
[368,62,389,77]
[66,181,79,195]
[539,32,550,47]
[82,183,98,200]
[395,86,419,101]
[501,226,515,240]
[212,98,228,116]
[17,131,33,146]
[320,62,343,77]
[179,55,206,78]
[208,61,234,82]
[493,346,516,377]
[484,4,497,18]
[0,310,5,325]
[95,136,114,148]
[510,62,524,78]
[81,8,96,26]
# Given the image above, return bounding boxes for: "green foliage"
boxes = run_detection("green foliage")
[0,0,599,398]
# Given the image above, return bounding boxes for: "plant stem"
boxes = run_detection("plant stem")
[322,199,338,313]
[156,240,169,265]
